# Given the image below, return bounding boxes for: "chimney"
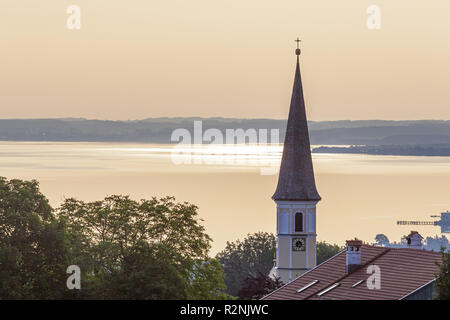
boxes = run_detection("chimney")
[406,231,423,250]
[346,239,363,273]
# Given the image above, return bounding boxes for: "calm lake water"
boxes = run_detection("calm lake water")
[1,141,450,255]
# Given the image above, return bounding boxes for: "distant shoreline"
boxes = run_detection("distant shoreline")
[1,139,450,158]
[312,145,450,157]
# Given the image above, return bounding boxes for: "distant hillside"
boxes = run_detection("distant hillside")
[0,118,450,146]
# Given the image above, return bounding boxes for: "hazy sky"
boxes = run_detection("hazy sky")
[1,1,449,120]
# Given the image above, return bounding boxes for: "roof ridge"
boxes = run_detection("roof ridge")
[303,247,391,300]
[387,246,443,254]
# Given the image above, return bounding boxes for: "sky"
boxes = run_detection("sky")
[1,0,449,121]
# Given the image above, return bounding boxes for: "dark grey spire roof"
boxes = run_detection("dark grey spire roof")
[272,55,321,202]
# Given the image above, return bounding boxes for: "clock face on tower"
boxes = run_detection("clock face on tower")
[292,238,306,251]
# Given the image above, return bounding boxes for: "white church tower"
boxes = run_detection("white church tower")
[272,40,321,284]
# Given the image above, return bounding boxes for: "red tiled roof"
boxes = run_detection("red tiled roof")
[263,245,442,300]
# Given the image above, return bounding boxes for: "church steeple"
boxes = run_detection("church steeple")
[272,40,320,201]
[271,41,321,284]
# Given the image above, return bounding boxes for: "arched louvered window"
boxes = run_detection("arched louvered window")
[295,212,303,232]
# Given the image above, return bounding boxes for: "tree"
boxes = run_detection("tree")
[237,272,283,300]
[0,177,74,299]
[187,258,232,300]
[316,241,343,265]
[375,234,390,246]
[216,232,276,297]
[0,177,230,299]
[435,250,450,300]
[57,195,229,299]
[87,243,190,299]
[425,235,450,252]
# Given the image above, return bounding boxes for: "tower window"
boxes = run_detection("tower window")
[295,212,303,232]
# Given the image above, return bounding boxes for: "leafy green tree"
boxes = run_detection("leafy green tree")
[0,177,75,299]
[435,250,450,300]
[216,232,276,296]
[57,195,229,299]
[87,243,189,299]
[0,177,230,299]
[237,272,283,300]
[316,241,343,265]
[187,258,232,300]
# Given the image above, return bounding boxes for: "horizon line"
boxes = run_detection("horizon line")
[1,117,450,122]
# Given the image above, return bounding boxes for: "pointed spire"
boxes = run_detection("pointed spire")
[272,42,321,202]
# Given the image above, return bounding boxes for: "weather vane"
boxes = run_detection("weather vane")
[295,37,301,56]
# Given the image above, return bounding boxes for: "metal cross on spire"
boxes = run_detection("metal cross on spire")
[295,38,301,56]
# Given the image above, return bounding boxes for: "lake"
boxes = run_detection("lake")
[1,141,449,255]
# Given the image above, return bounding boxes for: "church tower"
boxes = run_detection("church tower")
[272,40,321,284]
